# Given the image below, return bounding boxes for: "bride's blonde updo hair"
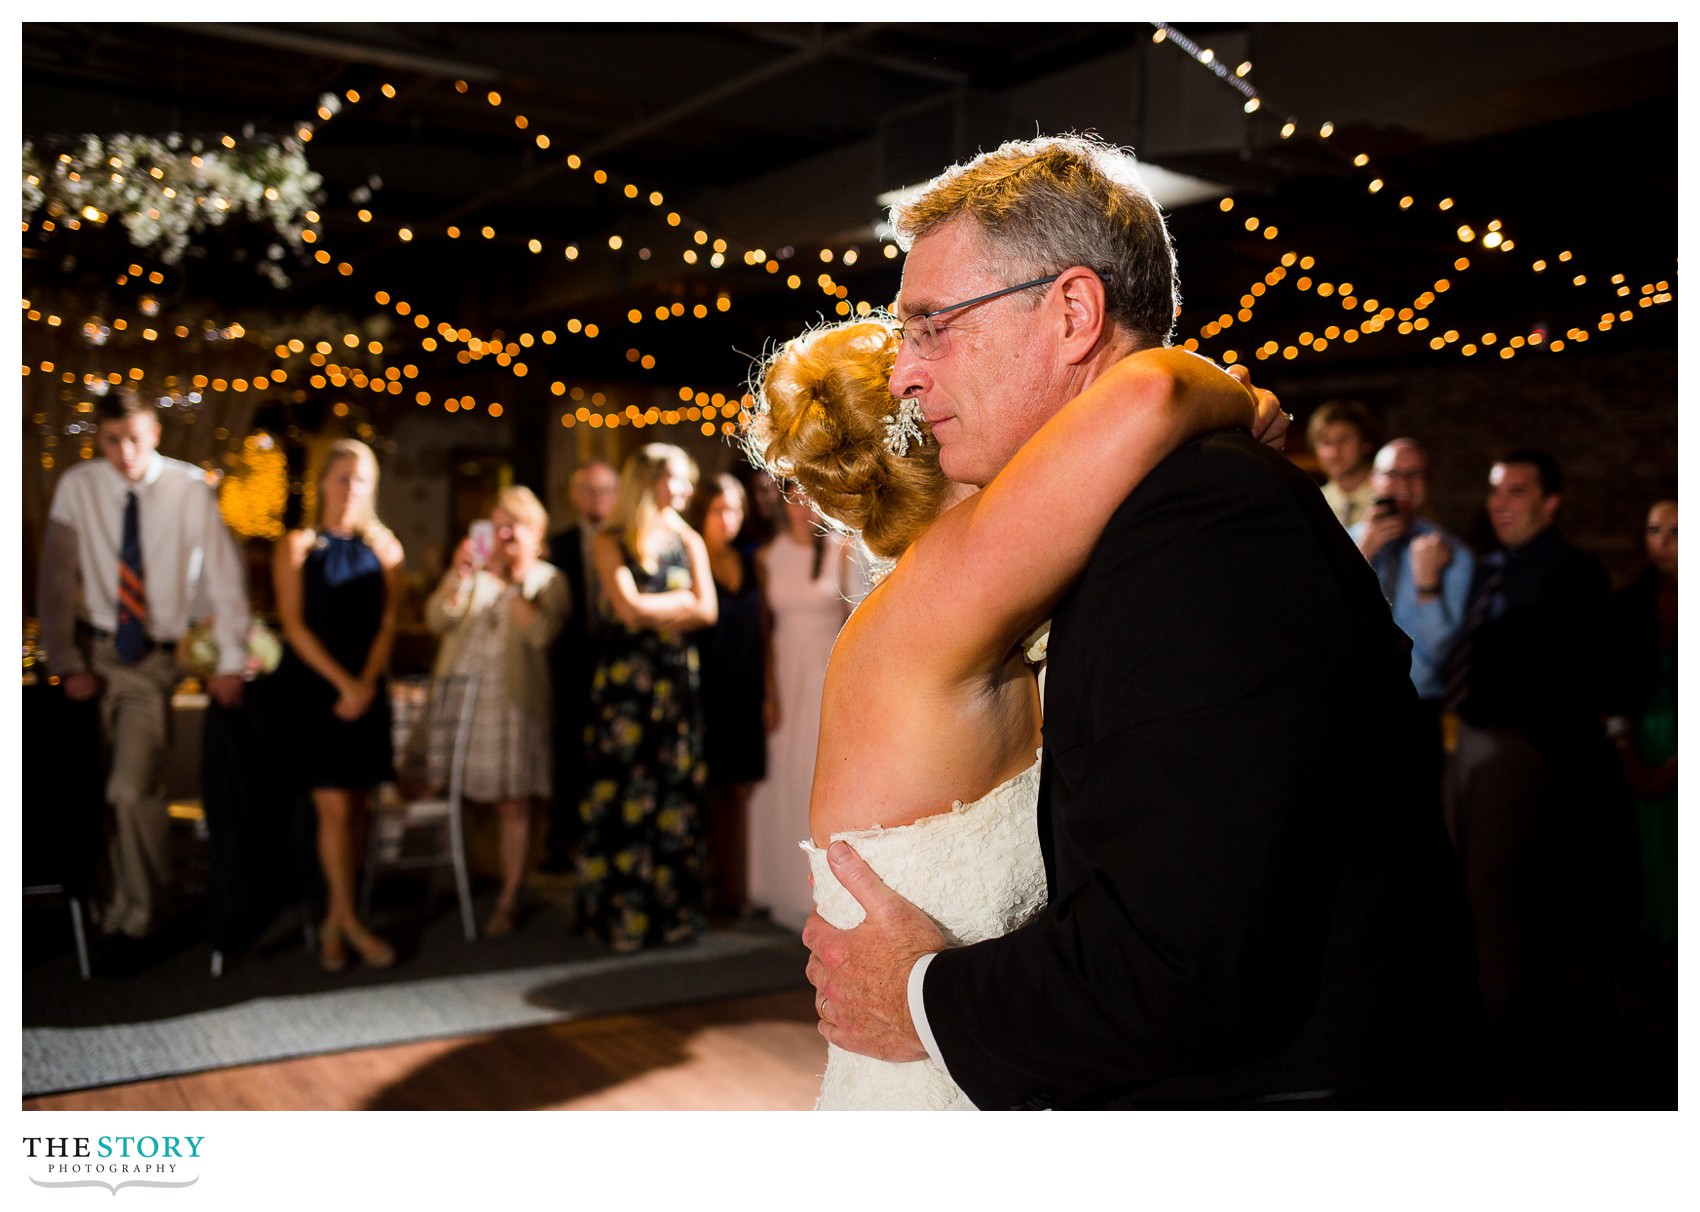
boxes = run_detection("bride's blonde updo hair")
[743,318,951,559]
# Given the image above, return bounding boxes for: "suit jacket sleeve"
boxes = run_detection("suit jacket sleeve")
[520,565,570,649]
[922,430,1412,1109]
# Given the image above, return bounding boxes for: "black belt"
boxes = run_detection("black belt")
[78,622,179,655]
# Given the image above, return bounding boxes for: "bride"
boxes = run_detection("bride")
[744,316,1280,1108]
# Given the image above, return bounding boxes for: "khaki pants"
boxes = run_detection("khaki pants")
[89,634,180,938]
[1448,723,1553,1027]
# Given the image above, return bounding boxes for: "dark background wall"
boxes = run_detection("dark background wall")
[1284,344,1676,587]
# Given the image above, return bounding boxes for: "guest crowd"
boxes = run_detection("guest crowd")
[29,387,1675,1105]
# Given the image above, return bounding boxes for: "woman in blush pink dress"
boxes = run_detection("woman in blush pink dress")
[744,489,856,931]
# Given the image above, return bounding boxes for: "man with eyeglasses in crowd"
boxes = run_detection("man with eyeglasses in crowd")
[804,134,1484,1109]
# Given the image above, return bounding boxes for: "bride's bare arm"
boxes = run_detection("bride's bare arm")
[893,347,1254,677]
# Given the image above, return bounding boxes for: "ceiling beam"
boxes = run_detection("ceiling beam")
[149,22,502,82]
[406,24,890,239]
[725,22,969,86]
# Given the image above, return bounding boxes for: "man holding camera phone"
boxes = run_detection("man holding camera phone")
[1350,438,1474,787]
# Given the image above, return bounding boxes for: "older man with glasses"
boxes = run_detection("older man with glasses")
[804,134,1485,1109]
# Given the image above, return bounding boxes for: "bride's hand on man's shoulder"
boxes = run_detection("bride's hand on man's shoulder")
[1227,364,1290,451]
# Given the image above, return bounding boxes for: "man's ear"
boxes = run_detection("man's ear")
[1542,493,1562,526]
[1053,267,1108,365]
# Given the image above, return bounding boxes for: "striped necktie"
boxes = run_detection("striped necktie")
[1442,554,1505,714]
[116,490,149,663]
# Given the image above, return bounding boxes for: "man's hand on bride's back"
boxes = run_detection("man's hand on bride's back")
[802,841,944,1063]
[1228,364,1291,450]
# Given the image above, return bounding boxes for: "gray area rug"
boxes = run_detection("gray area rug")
[23,884,811,1098]
[23,927,808,1096]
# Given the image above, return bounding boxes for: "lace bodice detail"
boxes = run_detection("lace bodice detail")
[802,753,1045,1110]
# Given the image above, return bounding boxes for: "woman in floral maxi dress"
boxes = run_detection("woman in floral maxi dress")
[577,444,718,951]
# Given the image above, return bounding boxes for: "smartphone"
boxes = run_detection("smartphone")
[468,520,495,568]
[1373,495,1397,518]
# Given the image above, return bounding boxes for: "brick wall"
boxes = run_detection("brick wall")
[1282,347,1677,587]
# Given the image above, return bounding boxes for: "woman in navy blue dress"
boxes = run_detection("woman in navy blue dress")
[274,439,406,972]
[685,473,773,915]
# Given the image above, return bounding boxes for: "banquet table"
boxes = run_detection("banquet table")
[24,670,348,965]
[196,671,316,958]
[21,679,105,902]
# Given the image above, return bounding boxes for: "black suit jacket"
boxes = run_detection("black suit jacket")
[1453,526,1611,750]
[546,524,592,647]
[924,430,1484,1109]
[546,524,598,809]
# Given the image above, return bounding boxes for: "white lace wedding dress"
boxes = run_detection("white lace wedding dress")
[801,752,1046,1110]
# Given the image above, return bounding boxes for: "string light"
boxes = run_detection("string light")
[48,54,1667,443]
[1150,23,1258,108]
[1156,22,1670,355]
[1183,209,1675,366]
[1153,28,1674,370]
[297,74,895,331]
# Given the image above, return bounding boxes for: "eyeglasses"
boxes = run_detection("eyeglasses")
[896,274,1061,360]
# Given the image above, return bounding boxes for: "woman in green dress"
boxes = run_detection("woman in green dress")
[1607,500,1677,952]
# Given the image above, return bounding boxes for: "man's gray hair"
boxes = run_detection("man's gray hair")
[889,133,1180,349]
[1373,437,1428,473]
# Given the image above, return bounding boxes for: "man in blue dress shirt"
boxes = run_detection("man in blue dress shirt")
[1352,437,1472,821]
[1350,438,1474,745]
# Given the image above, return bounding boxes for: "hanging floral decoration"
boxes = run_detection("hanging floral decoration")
[22,132,323,287]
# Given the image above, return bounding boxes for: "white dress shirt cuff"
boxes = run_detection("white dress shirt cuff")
[908,951,950,1071]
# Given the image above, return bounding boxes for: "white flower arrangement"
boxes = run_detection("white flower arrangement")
[181,617,284,680]
[23,132,323,285]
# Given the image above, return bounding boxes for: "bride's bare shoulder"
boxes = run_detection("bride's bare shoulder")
[826,575,904,679]
[842,497,1015,678]
[814,603,1040,841]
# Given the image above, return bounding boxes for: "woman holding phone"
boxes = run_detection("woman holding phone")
[425,486,569,936]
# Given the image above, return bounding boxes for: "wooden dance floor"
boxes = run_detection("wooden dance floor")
[23,988,825,1111]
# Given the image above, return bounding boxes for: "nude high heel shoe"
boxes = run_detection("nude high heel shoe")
[342,922,396,968]
[318,919,349,973]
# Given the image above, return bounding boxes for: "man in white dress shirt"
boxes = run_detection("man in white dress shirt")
[36,390,250,950]
[1307,399,1379,528]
